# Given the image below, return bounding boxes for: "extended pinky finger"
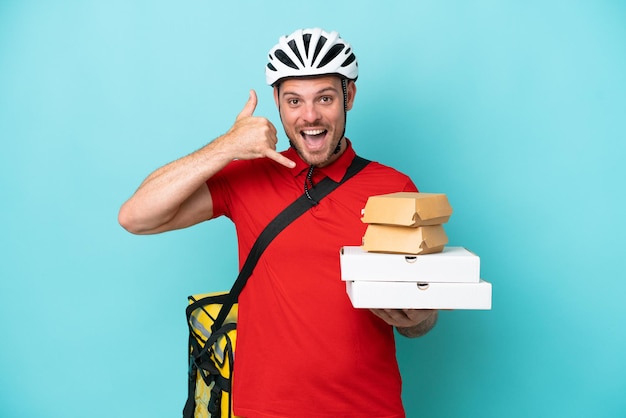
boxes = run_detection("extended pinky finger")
[266,150,296,168]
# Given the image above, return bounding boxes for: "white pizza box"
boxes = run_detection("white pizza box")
[340,246,480,283]
[346,279,492,310]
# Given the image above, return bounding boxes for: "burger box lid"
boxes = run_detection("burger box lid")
[361,192,453,227]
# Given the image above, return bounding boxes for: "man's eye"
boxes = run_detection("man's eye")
[320,96,332,103]
[288,99,299,105]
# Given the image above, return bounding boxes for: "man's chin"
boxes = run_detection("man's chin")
[289,137,342,167]
[302,152,328,166]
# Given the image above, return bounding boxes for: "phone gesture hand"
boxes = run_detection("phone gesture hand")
[229,90,295,168]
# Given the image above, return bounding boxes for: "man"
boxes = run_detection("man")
[119,28,438,418]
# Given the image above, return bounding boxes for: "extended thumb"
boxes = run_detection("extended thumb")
[236,89,257,120]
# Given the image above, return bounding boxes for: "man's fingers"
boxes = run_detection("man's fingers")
[236,89,258,120]
[370,309,392,322]
[230,92,292,168]
[266,150,296,169]
[370,308,434,328]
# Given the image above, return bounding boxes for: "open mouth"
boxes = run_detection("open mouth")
[300,129,328,147]
[301,129,327,138]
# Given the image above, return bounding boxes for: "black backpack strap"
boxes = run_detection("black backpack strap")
[211,155,370,332]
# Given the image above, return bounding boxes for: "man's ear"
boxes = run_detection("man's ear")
[346,80,357,111]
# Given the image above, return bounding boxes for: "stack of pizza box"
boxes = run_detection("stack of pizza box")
[339,192,492,310]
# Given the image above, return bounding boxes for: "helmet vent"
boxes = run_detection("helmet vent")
[303,33,312,58]
[312,36,327,64]
[287,39,305,66]
[274,49,298,70]
[318,44,345,68]
[341,53,356,67]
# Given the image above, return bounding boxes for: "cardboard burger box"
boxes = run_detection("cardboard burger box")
[340,246,480,283]
[345,279,492,310]
[360,192,452,255]
[361,224,448,255]
[360,192,453,226]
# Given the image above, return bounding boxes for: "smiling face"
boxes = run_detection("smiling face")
[274,75,356,167]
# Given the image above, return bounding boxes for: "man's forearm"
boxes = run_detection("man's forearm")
[118,138,232,234]
[396,310,438,338]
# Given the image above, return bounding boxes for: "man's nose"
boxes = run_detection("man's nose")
[302,103,321,123]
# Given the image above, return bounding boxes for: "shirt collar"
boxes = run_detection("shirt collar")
[284,139,357,183]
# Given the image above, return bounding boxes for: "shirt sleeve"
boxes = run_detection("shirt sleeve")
[205,159,251,220]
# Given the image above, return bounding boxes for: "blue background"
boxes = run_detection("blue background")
[1,1,625,417]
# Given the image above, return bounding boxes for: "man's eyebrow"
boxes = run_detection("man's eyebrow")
[281,86,340,97]
[316,86,340,95]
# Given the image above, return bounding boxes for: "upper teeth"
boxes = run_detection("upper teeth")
[303,129,325,135]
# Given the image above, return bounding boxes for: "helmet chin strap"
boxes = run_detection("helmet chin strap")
[333,137,342,154]
[333,78,348,155]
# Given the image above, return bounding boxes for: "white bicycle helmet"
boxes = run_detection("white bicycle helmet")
[265,28,358,86]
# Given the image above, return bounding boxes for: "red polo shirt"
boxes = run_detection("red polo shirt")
[208,141,418,418]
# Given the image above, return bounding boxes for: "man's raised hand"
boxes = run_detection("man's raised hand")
[226,90,295,168]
